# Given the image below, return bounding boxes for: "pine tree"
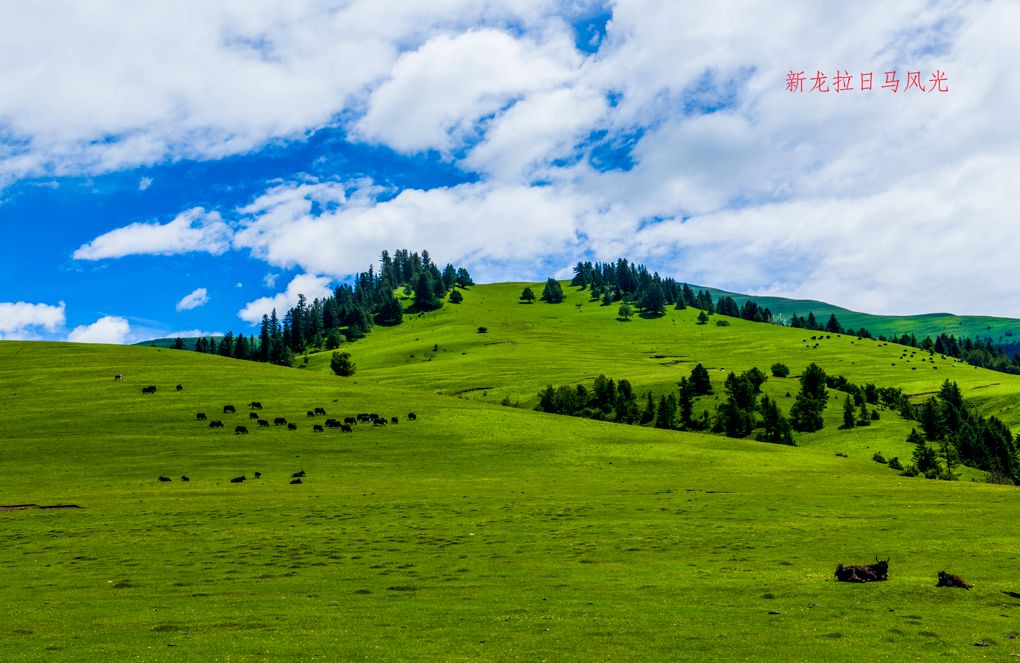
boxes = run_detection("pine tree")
[449,290,463,304]
[520,287,536,303]
[541,279,564,303]
[677,377,694,429]
[172,337,185,350]
[640,392,656,424]
[841,396,856,429]
[690,363,713,396]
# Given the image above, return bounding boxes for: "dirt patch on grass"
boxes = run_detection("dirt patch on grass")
[451,386,494,395]
[0,504,82,512]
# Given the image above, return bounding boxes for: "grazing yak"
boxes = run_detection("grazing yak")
[249,412,259,420]
[223,404,236,413]
[209,420,224,428]
[340,424,353,433]
[325,418,341,429]
[274,417,287,426]
[141,385,156,394]
[180,476,190,482]
[257,419,269,427]
[158,476,171,482]
[344,417,357,426]
[249,401,262,410]
[290,478,303,484]
[234,425,248,434]
[175,384,183,391]
[313,424,324,432]
[287,423,297,431]
[314,407,327,416]
[292,470,305,478]
[196,412,207,420]
[307,410,315,417]
[835,558,889,583]
[390,416,399,424]
[937,571,972,589]
[230,476,246,483]
[408,412,417,420]
[254,472,262,479]
[114,374,123,381]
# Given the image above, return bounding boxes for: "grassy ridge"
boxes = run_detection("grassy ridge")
[2,334,1020,659]
[307,282,1020,431]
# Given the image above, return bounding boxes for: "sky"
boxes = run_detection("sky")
[1,0,1019,343]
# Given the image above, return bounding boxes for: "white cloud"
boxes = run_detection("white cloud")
[355,28,580,152]
[167,329,222,338]
[73,208,231,260]
[67,316,131,344]
[238,273,333,324]
[175,287,209,311]
[138,176,153,190]
[263,273,278,288]
[0,301,66,340]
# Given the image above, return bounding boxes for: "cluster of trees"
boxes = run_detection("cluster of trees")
[568,259,762,319]
[176,250,473,366]
[905,380,1020,480]
[536,363,796,445]
[791,311,1019,375]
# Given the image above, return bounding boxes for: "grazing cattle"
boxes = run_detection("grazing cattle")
[314,407,327,416]
[835,558,889,583]
[141,385,156,394]
[274,417,287,426]
[390,417,399,424]
[292,470,305,478]
[408,412,417,421]
[340,424,353,433]
[937,571,972,589]
[313,425,324,433]
[373,418,387,426]
[249,412,259,420]
[357,413,371,422]
[209,420,224,428]
[287,422,297,431]
[196,412,207,420]
[180,476,190,482]
[344,417,356,425]
[223,405,236,413]
[290,478,303,485]
[257,419,269,427]
[234,425,248,434]
[158,476,171,482]
[307,410,315,417]
[250,401,262,410]
[230,476,246,483]
[325,418,341,428]
[114,374,123,381]
[175,384,183,391]
[254,471,262,479]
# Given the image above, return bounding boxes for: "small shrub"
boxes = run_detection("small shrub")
[715,319,730,327]
[887,456,903,470]
[872,452,887,464]
[477,326,488,334]
[770,362,790,378]
[900,464,919,477]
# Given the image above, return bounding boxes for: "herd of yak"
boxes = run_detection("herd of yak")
[834,558,973,589]
[129,378,416,486]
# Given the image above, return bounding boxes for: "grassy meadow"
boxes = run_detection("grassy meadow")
[3,284,1020,660]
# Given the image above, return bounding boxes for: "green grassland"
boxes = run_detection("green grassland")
[701,286,1020,344]
[3,284,1020,661]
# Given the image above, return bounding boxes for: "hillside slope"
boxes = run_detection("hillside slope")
[306,282,1020,431]
[2,341,1019,660]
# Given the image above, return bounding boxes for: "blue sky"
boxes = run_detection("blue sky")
[1,1,1018,343]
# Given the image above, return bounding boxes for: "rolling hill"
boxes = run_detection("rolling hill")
[3,283,1020,660]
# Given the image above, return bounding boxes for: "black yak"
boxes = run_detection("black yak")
[936,571,972,589]
[835,558,889,583]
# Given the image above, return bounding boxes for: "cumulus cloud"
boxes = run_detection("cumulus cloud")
[355,28,580,152]
[73,208,231,259]
[175,287,209,311]
[167,329,222,338]
[0,301,66,340]
[67,316,131,344]
[238,274,333,324]
[138,176,153,190]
